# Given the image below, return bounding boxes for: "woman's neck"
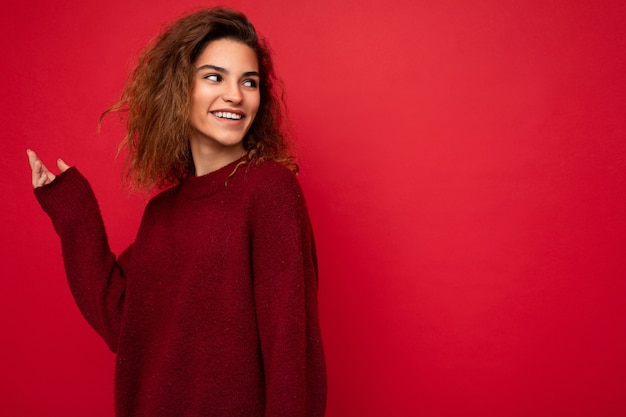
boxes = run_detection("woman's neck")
[190,139,245,176]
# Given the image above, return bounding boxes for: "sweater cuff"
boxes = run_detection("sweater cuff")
[34,167,99,225]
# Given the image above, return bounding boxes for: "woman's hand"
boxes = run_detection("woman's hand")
[27,149,71,189]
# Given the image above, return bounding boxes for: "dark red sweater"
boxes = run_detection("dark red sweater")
[35,158,327,417]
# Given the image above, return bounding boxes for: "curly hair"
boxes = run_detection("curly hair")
[102,7,296,190]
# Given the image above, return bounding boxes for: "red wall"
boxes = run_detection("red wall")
[2,1,626,416]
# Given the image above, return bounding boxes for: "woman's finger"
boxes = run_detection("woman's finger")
[35,160,55,187]
[45,169,56,184]
[26,149,39,170]
[32,158,44,188]
[35,172,48,187]
[28,149,56,188]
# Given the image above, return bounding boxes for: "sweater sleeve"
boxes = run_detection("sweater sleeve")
[34,167,129,353]
[251,167,327,417]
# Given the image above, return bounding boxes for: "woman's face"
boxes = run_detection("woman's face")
[189,38,260,152]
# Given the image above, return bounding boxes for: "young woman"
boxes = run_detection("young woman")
[27,7,326,417]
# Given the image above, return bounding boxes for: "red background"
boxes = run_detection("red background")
[2,1,626,416]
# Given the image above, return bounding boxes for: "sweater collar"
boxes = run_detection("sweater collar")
[180,156,247,199]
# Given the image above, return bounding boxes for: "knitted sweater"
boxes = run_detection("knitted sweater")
[34,158,327,417]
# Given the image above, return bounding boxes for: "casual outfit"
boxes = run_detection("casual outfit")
[35,157,326,417]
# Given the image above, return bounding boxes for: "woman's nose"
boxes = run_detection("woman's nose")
[222,82,243,104]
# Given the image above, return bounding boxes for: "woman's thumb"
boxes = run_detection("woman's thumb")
[57,158,71,172]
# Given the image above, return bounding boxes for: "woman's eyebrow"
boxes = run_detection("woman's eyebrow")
[197,64,227,73]
[196,64,259,78]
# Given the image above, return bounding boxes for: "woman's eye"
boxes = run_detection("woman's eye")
[243,79,258,88]
[204,74,221,82]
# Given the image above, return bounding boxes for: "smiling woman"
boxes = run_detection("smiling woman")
[99,7,297,191]
[189,39,261,175]
[26,7,326,417]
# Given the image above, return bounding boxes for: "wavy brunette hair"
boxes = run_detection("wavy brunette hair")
[103,7,296,190]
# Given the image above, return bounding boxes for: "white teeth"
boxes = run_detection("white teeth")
[213,111,242,120]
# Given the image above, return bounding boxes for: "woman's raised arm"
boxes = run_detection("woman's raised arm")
[27,148,128,352]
